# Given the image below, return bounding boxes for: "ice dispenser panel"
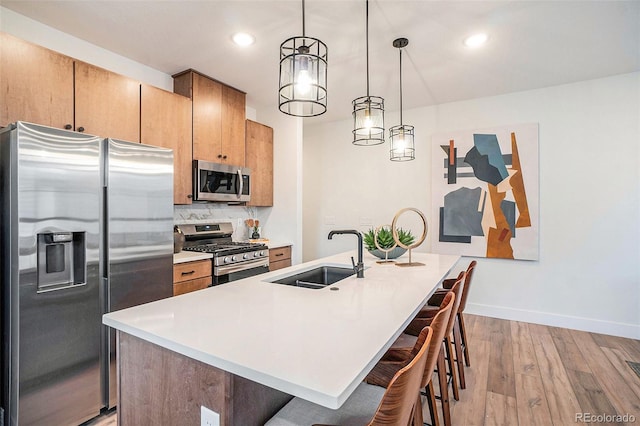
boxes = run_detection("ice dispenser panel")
[37,232,86,292]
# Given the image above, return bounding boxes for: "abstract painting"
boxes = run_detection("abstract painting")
[431,123,539,260]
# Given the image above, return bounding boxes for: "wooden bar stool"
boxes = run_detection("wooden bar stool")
[418,260,477,393]
[266,327,434,426]
[414,272,466,394]
[442,260,476,367]
[366,292,456,426]
[408,274,465,402]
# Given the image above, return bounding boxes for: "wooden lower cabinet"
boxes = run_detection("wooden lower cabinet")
[269,246,292,271]
[173,259,212,296]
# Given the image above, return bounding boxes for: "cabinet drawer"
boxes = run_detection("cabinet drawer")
[269,246,291,263]
[173,276,211,296]
[173,260,211,283]
[269,259,291,272]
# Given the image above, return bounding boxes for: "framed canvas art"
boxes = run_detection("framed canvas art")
[431,123,539,260]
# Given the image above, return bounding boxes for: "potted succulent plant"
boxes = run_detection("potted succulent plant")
[364,227,415,259]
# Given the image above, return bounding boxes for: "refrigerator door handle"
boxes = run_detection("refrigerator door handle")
[103,277,110,311]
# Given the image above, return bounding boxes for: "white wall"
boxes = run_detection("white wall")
[303,72,640,339]
[1,6,173,91]
[254,108,304,264]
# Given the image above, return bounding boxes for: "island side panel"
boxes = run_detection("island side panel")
[118,332,232,425]
[230,375,293,425]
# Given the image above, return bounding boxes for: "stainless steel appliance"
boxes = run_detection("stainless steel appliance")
[193,160,251,203]
[0,122,174,426]
[181,223,269,285]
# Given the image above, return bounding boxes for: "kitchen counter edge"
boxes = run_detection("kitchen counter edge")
[173,251,213,264]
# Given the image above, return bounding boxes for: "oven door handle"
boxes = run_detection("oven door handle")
[215,257,269,276]
[237,169,243,199]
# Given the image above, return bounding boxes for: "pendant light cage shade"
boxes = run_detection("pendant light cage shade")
[352,96,385,145]
[389,124,415,161]
[279,36,328,117]
[390,37,414,161]
[352,0,385,146]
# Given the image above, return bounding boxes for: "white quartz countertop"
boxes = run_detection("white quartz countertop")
[104,251,460,409]
[267,241,292,249]
[173,251,213,264]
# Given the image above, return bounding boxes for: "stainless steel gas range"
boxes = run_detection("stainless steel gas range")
[179,222,269,285]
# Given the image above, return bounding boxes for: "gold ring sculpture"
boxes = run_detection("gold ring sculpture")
[391,207,428,267]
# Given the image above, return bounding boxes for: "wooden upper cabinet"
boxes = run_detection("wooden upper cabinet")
[173,69,246,166]
[0,32,74,129]
[74,61,140,142]
[221,85,246,166]
[140,85,193,205]
[0,34,140,141]
[191,72,222,162]
[245,120,274,207]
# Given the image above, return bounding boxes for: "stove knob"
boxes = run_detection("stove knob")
[223,257,231,264]
[243,253,249,260]
[260,251,265,256]
[232,256,237,261]
[254,252,259,257]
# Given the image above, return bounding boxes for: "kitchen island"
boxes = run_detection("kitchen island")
[103,251,460,425]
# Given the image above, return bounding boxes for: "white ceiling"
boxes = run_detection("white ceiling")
[3,0,639,124]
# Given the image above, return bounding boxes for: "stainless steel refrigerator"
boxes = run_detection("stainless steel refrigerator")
[0,122,174,425]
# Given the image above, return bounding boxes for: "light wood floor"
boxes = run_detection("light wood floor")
[442,314,640,426]
[84,315,640,426]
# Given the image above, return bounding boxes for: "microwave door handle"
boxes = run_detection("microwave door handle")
[237,169,243,199]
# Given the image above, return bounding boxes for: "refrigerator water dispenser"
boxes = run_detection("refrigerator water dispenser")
[37,231,86,292]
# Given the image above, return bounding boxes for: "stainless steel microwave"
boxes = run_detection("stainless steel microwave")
[193,160,251,202]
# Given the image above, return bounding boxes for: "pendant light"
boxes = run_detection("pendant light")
[278,0,328,117]
[389,38,415,161]
[352,0,384,145]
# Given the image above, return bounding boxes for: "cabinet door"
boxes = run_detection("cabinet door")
[192,72,222,162]
[246,120,273,207]
[74,61,140,142]
[0,32,74,128]
[173,260,211,282]
[173,277,211,296]
[141,85,193,204]
[221,85,246,166]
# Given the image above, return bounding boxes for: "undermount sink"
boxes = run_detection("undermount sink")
[268,265,355,289]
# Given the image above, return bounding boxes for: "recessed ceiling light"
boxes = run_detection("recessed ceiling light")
[232,32,255,47]
[463,33,488,48]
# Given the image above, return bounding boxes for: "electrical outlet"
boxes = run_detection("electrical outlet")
[201,406,220,426]
[359,216,373,227]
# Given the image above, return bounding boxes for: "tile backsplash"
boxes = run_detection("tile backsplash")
[174,204,268,241]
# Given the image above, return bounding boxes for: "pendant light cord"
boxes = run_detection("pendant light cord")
[399,47,403,125]
[302,0,306,37]
[366,0,370,97]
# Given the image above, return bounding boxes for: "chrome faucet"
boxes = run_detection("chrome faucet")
[328,229,364,278]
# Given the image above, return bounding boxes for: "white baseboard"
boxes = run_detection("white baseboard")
[466,303,640,340]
